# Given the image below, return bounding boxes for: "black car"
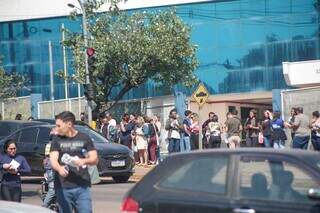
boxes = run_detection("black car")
[0,120,46,140]
[122,149,320,213]
[34,119,94,130]
[0,125,134,183]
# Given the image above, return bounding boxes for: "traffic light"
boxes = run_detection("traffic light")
[87,47,96,72]
[83,83,94,101]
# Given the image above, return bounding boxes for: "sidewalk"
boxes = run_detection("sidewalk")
[130,165,155,182]
[22,165,154,183]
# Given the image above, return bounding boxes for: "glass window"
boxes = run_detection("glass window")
[242,17,266,45]
[266,0,291,16]
[160,156,228,194]
[75,126,107,143]
[266,16,292,42]
[240,157,320,203]
[282,162,319,200]
[18,128,39,144]
[292,0,317,13]
[37,127,51,144]
[0,23,9,40]
[240,0,266,18]
[215,0,241,20]
[216,20,242,47]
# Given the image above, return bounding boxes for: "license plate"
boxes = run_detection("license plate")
[111,160,125,167]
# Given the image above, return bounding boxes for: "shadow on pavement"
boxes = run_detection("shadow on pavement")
[97,178,136,185]
[22,190,39,197]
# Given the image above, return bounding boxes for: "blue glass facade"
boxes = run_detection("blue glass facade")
[0,0,319,100]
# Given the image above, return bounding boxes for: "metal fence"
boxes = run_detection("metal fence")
[38,97,86,119]
[281,86,320,149]
[0,96,31,120]
[281,87,320,121]
[37,95,175,123]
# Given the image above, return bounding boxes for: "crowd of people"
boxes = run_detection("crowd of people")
[96,112,162,166]
[92,106,320,167]
[0,107,319,212]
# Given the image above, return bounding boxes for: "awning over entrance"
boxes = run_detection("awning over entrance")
[283,60,320,87]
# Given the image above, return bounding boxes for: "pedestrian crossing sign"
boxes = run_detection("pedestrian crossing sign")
[192,83,209,107]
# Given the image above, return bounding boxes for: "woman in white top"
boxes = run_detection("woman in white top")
[134,116,148,165]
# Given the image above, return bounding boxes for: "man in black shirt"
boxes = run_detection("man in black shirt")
[50,111,98,213]
[202,112,215,148]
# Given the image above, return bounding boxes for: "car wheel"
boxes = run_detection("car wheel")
[112,175,130,183]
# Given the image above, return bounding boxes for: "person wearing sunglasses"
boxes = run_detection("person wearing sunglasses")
[0,139,31,202]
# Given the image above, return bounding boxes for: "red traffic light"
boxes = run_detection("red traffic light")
[86,47,95,57]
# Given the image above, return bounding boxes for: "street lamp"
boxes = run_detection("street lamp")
[42,26,70,111]
[42,28,55,118]
[68,0,92,126]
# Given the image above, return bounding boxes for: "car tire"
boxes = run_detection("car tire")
[112,175,130,183]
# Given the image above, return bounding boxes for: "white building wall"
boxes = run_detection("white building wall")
[0,0,215,22]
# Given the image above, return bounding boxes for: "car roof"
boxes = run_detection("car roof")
[20,124,90,129]
[0,120,44,124]
[168,148,320,163]
[35,119,93,129]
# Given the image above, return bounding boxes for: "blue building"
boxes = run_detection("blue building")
[0,0,319,119]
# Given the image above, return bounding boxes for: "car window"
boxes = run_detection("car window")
[75,126,107,143]
[37,127,51,144]
[0,123,11,137]
[18,128,39,144]
[0,123,17,138]
[239,157,319,203]
[159,156,228,195]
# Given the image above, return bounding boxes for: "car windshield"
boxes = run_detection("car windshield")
[75,126,107,143]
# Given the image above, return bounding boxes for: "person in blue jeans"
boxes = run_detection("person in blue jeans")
[0,139,31,202]
[261,110,273,147]
[50,111,98,213]
[42,143,56,208]
[291,107,310,149]
[165,109,182,153]
[181,110,192,152]
[270,111,287,149]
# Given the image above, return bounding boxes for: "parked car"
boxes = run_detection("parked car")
[122,149,320,213]
[0,201,54,213]
[0,120,45,140]
[35,119,95,130]
[0,125,134,183]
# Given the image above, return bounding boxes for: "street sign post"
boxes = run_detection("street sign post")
[192,83,209,150]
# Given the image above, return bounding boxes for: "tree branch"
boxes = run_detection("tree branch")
[103,83,133,112]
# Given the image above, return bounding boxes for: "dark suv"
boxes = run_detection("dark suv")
[0,120,45,140]
[0,125,135,183]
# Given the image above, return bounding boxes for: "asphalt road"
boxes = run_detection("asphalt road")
[21,178,135,213]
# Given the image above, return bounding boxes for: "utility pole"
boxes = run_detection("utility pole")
[61,23,69,109]
[69,0,93,125]
[48,40,55,118]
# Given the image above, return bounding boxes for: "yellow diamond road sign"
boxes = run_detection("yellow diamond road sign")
[193,83,209,107]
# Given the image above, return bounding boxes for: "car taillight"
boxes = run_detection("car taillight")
[121,197,139,213]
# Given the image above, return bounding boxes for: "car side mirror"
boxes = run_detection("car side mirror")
[308,188,320,200]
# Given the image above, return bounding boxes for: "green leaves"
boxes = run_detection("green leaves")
[64,1,198,110]
[0,60,27,100]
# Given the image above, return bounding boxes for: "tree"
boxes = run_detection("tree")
[63,0,198,111]
[0,59,26,101]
